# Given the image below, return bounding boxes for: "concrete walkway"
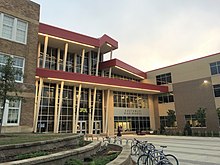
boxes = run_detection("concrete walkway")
[87,134,220,165]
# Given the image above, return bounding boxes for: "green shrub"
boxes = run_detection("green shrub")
[16,151,48,160]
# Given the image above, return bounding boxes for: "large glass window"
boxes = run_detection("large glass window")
[0,53,24,82]
[158,92,174,104]
[0,100,21,125]
[0,13,28,44]
[113,91,148,108]
[185,114,206,127]
[156,73,172,85]
[210,61,220,75]
[213,84,220,97]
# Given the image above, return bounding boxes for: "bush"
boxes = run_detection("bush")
[16,151,48,160]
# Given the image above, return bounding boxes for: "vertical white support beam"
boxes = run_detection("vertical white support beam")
[33,80,39,132]
[37,43,41,68]
[75,84,82,132]
[54,83,59,133]
[80,49,85,74]
[90,87,97,134]
[34,78,43,133]
[72,86,76,133]
[56,81,64,133]
[42,36,48,68]
[74,53,77,73]
[108,50,113,78]
[88,89,92,134]
[105,89,110,134]
[63,43,68,71]
[57,48,60,70]
[88,51,91,75]
[95,48,100,76]
[102,90,105,133]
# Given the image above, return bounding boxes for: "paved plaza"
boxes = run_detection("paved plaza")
[125,134,220,165]
[88,134,220,165]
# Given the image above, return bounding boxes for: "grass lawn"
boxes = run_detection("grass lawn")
[0,133,76,146]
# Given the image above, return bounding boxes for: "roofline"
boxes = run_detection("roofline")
[146,52,220,73]
[39,22,118,50]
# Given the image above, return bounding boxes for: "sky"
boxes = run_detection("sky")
[32,0,220,72]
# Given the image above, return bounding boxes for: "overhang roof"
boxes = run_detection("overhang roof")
[36,68,167,94]
[39,23,118,54]
[99,58,147,80]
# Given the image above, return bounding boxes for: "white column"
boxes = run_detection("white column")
[95,48,100,76]
[75,84,82,132]
[88,89,92,134]
[109,50,113,78]
[54,83,59,133]
[42,36,48,68]
[80,49,85,74]
[88,51,91,75]
[90,87,97,134]
[37,43,41,67]
[33,80,39,132]
[63,43,68,71]
[105,89,110,134]
[74,53,77,73]
[102,90,105,133]
[57,48,60,70]
[72,86,76,133]
[56,81,64,133]
[34,78,43,133]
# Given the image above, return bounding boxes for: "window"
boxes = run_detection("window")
[213,84,220,97]
[0,53,24,82]
[185,114,206,127]
[156,73,172,85]
[0,13,28,44]
[158,92,174,104]
[0,100,21,125]
[210,61,220,75]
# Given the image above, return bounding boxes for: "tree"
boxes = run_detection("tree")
[216,107,220,124]
[195,107,206,127]
[0,56,23,134]
[166,109,176,127]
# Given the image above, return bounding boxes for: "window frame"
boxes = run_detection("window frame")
[0,52,25,83]
[0,99,21,126]
[156,72,172,85]
[213,84,220,97]
[0,13,28,44]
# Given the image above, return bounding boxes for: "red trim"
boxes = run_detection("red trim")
[36,68,167,93]
[39,23,118,49]
[99,58,147,79]
[147,52,220,73]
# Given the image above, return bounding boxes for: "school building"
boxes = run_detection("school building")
[0,0,219,135]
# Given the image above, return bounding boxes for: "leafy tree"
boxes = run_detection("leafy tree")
[0,56,23,134]
[166,109,176,127]
[217,107,220,119]
[195,107,206,127]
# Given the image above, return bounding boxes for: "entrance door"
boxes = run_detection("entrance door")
[93,121,101,134]
[77,121,87,134]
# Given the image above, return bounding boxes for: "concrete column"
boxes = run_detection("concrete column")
[56,81,64,133]
[80,49,85,74]
[72,86,76,133]
[90,87,97,134]
[57,48,60,70]
[95,48,100,76]
[74,53,77,73]
[42,36,48,68]
[102,90,105,133]
[33,78,43,133]
[33,80,39,132]
[105,89,110,134]
[109,50,113,78]
[63,43,68,71]
[88,89,92,134]
[75,84,82,132]
[37,43,41,67]
[54,83,59,133]
[88,51,91,75]
[148,95,160,131]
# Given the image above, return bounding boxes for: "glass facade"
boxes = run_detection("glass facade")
[156,73,172,85]
[37,83,103,133]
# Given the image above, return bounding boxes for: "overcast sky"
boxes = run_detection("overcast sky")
[32,0,220,71]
